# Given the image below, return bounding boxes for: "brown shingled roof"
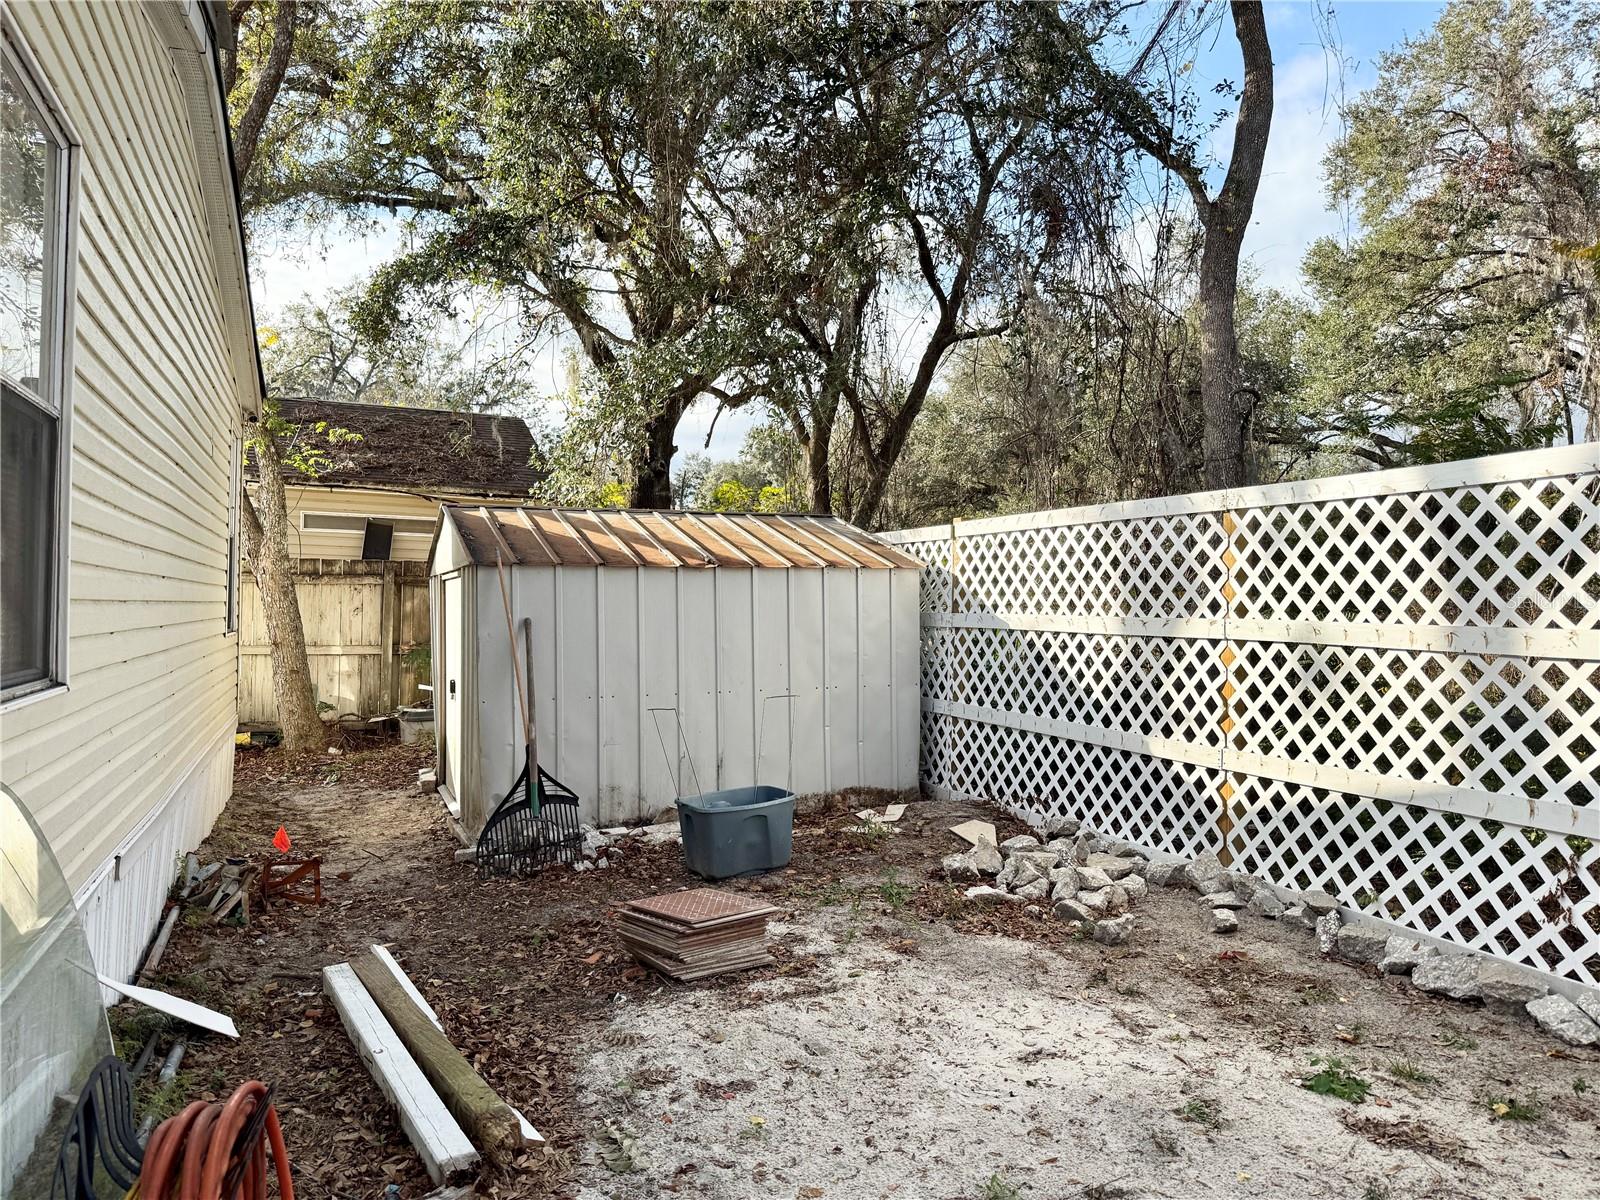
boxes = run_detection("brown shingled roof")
[440,506,924,570]
[252,398,541,497]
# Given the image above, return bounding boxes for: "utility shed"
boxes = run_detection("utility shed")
[428,506,923,833]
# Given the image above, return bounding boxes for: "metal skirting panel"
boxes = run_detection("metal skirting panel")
[74,721,235,997]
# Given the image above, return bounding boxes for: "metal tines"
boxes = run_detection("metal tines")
[475,759,583,878]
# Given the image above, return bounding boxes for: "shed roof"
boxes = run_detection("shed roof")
[250,399,541,497]
[439,506,923,570]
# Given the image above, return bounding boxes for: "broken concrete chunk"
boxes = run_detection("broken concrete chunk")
[1378,936,1434,975]
[1085,852,1139,881]
[941,852,983,881]
[1122,874,1149,903]
[1227,873,1263,900]
[1208,908,1239,934]
[1526,994,1600,1047]
[964,885,1024,906]
[1067,832,1096,865]
[1300,890,1340,917]
[1076,887,1112,918]
[1075,865,1114,891]
[1092,914,1135,946]
[1196,876,1231,896]
[949,820,998,847]
[998,834,1042,857]
[1281,903,1312,929]
[1144,862,1185,888]
[1205,891,1245,910]
[1478,962,1548,1012]
[1013,877,1051,902]
[1048,864,1080,893]
[1104,884,1130,916]
[1412,954,1482,1001]
[969,842,1005,876]
[1246,890,1284,920]
[1575,990,1600,1029]
[1333,924,1389,967]
[1010,859,1046,891]
[1316,912,1343,955]
[1040,815,1082,837]
[1052,896,1096,925]
[1013,849,1063,875]
[1184,850,1224,890]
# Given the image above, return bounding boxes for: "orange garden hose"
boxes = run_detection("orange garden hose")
[137,1082,293,1199]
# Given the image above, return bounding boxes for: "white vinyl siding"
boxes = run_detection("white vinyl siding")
[0,2,243,898]
[266,484,446,561]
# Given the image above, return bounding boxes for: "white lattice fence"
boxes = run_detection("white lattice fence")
[884,445,1600,990]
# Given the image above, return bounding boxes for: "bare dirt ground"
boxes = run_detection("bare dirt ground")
[140,741,1599,1200]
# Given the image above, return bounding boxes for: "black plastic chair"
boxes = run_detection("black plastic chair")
[52,1055,144,1200]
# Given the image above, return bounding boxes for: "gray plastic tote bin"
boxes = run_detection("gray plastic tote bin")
[677,785,795,879]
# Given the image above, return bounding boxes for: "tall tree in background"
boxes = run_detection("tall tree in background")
[264,3,810,508]
[747,2,1116,525]
[222,0,322,752]
[1052,0,1274,489]
[1298,0,1598,462]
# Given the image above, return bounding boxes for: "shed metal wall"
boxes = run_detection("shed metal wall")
[457,565,920,829]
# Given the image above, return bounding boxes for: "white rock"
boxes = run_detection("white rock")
[1053,896,1096,924]
[1103,884,1130,916]
[1076,887,1112,918]
[970,842,1005,876]
[1206,891,1245,910]
[1301,889,1340,916]
[1122,875,1149,903]
[941,852,982,880]
[1076,865,1114,890]
[638,822,683,846]
[999,834,1041,857]
[1247,891,1284,920]
[1576,990,1600,1029]
[964,885,1024,906]
[1144,862,1185,888]
[1526,994,1600,1047]
[1316,911,1343,954]
[1086,852,1139,881]
[1378,936,1433,975]
[1184,850,1224,890]
[1282,903,1316,931]
[1478,962,1547,1011]
[1208,908,1238,934]
[1014,877,1051,902]
[1412,955,1482,1001]
[1092,914,1135,946]
[1333,924,1389,967]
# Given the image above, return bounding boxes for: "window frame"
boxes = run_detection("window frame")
[2,20,80,709]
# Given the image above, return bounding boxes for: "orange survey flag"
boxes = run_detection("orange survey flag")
[272,826,292,854]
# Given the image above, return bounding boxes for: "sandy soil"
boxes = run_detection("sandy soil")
[146,743,1599,1200]
[572,904,1600,1200]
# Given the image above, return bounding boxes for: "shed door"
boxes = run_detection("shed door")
[440,572,466,810]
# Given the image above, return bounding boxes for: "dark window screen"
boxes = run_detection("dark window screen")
[2,382,56,689]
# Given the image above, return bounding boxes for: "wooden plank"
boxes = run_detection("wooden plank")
[349,951,525,1165]
[367,945,544,1145]
[321,963,478,1185]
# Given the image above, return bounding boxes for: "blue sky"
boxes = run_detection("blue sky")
[249,1,1449,459]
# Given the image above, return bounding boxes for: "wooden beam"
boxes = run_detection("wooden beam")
[321,963,478,1185]
[349,951,526,1166]
[368,945,544,1145]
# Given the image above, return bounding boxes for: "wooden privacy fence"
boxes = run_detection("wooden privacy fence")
[882,444,1599,990]
[239,559,430,726]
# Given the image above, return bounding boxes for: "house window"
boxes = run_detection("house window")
[1,36,74,701]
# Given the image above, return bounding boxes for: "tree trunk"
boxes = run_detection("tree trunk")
[1197,226,1249,489]
[804,414,834,514]
[629,407,679,509]
[1198,1,1274,490]
[350,951,525,1166]
[241,421,325,753]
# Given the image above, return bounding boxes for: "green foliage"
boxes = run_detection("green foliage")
[1486,1095,1541,1121]
[1300,1056,1373,1104]
[980,1174,1023,1200]
[1298,0,1598,464]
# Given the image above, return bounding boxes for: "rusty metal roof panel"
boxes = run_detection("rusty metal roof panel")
[440,506,921,570]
